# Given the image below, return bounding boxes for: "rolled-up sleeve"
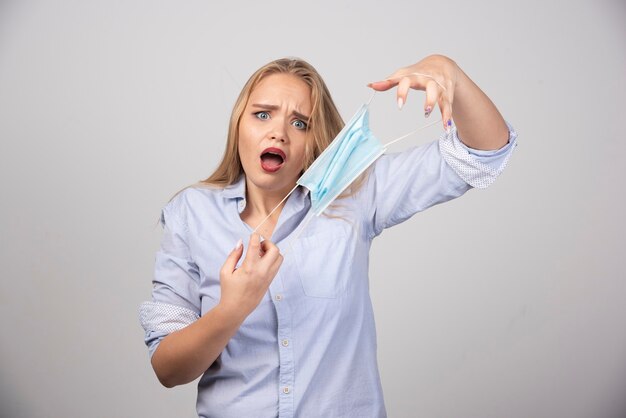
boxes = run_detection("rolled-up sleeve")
[139,203,201,358]
[439,121,518,189]
[364,121,518,237]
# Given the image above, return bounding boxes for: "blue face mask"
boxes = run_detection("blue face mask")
[297,104,385,216]
[250,95,440,238]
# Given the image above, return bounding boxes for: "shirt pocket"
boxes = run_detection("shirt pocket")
[289,224,355,298]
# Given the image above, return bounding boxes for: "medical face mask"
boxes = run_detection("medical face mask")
[251,93,440,239]
[297,104,385,216]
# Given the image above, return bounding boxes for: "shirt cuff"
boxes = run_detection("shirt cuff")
[438,121,518,189]
[139,301,200,357]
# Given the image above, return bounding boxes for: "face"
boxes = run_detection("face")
[238,73,312,197]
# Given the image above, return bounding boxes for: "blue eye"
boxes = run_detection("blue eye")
[292,119,308,130]
[255,111,270,120]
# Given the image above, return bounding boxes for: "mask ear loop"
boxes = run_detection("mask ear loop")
[366,90,377,105]
[383,118,441,148]
[250,184,299,235]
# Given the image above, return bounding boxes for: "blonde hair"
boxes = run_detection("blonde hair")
[200,57,344,188]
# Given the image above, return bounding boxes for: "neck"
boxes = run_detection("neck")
[244,179,296,221]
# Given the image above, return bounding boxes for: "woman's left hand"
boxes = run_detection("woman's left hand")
[368,54,509,150]
[368,54,460,132]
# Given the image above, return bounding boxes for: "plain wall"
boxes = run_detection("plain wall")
[0,0,624,417]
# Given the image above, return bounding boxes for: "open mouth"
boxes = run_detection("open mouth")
[260,147,286,173]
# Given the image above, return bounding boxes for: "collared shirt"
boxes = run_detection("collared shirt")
[140,125,517,418]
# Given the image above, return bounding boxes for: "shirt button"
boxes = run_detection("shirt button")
[283,386,290,394]
[281,339,289,347]
[275,294,283,301]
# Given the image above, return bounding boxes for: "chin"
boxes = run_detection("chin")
[246,171,296,193]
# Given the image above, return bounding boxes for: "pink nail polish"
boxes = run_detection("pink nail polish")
[397,97,404,110]
[234,238,243,250]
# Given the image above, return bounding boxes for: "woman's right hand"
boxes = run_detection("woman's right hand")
[151,233,282,388]
[218,233,283,319]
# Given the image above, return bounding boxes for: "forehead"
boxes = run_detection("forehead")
[249,73,312,114]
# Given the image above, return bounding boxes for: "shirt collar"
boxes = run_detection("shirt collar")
[221,175,246,200]
[221,174,310,210]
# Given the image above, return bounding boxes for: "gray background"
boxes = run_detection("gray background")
[1,0,624,417]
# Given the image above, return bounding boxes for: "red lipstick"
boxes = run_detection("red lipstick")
[260,147,286,173]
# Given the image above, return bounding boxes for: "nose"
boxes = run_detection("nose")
[269,122,287,143]
[271,134,286,143]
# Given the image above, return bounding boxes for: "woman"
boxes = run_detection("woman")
[140,55,516,417]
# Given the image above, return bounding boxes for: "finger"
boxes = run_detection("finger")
[396,76,412,110]
[256,240,283,284]
[245,233,262,261]
[221,238,244,274]
[368,67,414,91]
[423,80,440,118]
[367,79,397,91]
[259,239,282,265]
[444,82,456,131]
[438,94,453,133]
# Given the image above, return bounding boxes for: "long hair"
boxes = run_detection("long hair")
[200,58,344,188]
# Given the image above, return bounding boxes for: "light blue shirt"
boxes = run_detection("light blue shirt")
[140,125,517,418]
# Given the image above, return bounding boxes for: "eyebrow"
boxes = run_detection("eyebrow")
[251,103,310,123]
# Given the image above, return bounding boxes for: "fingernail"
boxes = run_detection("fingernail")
[397,97,404,110]
[447,119,452,127]
[424,106,432,118]
[259,235,266,242]
[234,238,243,250]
